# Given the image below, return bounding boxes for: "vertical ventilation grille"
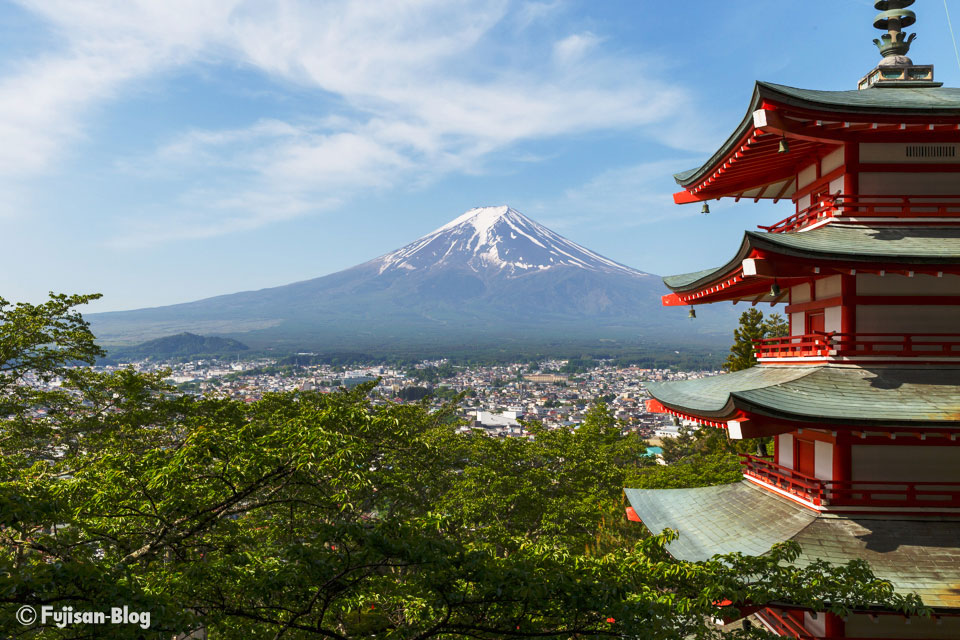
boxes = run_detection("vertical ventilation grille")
[906,145,958,158]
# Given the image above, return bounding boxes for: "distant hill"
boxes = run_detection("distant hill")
[90,206,738,357]
[108,332,249,362]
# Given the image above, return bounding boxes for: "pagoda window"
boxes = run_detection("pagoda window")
[845,613,960,638]
[856,304,960,333]
[852,445,960,484]
[860,142,960,164]
[856,273,960,296]
[860,171,960,195]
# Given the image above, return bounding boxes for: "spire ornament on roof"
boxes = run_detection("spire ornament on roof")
[873,0,917,63]
[858,0,940,89]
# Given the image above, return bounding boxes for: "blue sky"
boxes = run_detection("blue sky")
[3,0,960,312]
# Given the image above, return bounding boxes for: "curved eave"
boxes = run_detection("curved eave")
[673,81,960,200]
[646,366,960,427]
[746,228,960,265]
[662,226,960,306]
[673,83,764,188]
[662,236,752,292]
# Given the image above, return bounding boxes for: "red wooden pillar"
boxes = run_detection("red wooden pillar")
[840,274,856,335]
[843,142,859,196]
[833,434,852,504]
[824,612,846,638]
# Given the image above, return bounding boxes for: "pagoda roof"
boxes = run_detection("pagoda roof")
[624,481,960,609]
[663,225,960,298]
[673,81,960,202]
[645,365,960,426]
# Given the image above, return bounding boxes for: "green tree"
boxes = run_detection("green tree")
[0,295,928,639]
[724,308,767,372]
[763,312,789,338]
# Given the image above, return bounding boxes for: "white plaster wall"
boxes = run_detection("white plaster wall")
[778,433,794,469]
[815,275,841,299]
[798,163,817,189]
[857,273,960,296]
[856,305,960,333]
[829,176,844,195]
[796,193,810,211]
[824,306,841,332]
[791,283,811,303]
[860,172,960,195]
[821,147,844,174]
[790,312,805,336]
[851,446,960,482]
[814,441,833,481]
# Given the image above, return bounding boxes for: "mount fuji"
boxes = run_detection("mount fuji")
[90,206,734,353]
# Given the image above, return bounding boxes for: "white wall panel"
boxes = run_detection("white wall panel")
[778,433,794,469]
[798,164,817,189]
[824,306,841,332]
[821,147,844,174]
[814,441,833,481]
[815,275,841,299]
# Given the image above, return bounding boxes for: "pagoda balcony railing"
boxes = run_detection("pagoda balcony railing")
[755,332,960,360]
[759,193,960,234]
[740,455,960,509]
[739,455,825,505]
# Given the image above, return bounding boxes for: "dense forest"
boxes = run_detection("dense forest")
[0,295,925,638]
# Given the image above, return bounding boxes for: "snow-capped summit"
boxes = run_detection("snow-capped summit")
[375,205,648,278]
[91,203,735,351]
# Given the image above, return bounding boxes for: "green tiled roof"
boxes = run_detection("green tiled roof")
[662,266,734,290]
[663,226,960,293]
[749,226,960,263]
[624,481,960,609]
[645,367,814,415]
[760,82,960,114]
[675,81,960,187]
[623,483,816,561]
[646,365,960,425]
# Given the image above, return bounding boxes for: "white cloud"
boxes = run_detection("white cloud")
[535,159,706,231]
[4,0,701,245]
[553,32,601,65]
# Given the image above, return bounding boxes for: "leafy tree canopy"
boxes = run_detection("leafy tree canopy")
[0,295,927,639]
[724,310,790,372]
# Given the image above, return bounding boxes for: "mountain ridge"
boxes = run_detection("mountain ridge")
[89,206,735,351]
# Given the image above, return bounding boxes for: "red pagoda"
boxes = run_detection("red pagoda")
[627,2,960,637]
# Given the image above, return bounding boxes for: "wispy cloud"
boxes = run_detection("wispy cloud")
[553,32,602,65]
[533,159,705,231]
[4,0,703,246]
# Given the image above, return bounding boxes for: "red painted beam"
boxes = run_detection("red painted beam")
[673,190,707,204]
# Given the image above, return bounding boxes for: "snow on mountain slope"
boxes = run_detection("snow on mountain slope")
[374,206,649,278]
